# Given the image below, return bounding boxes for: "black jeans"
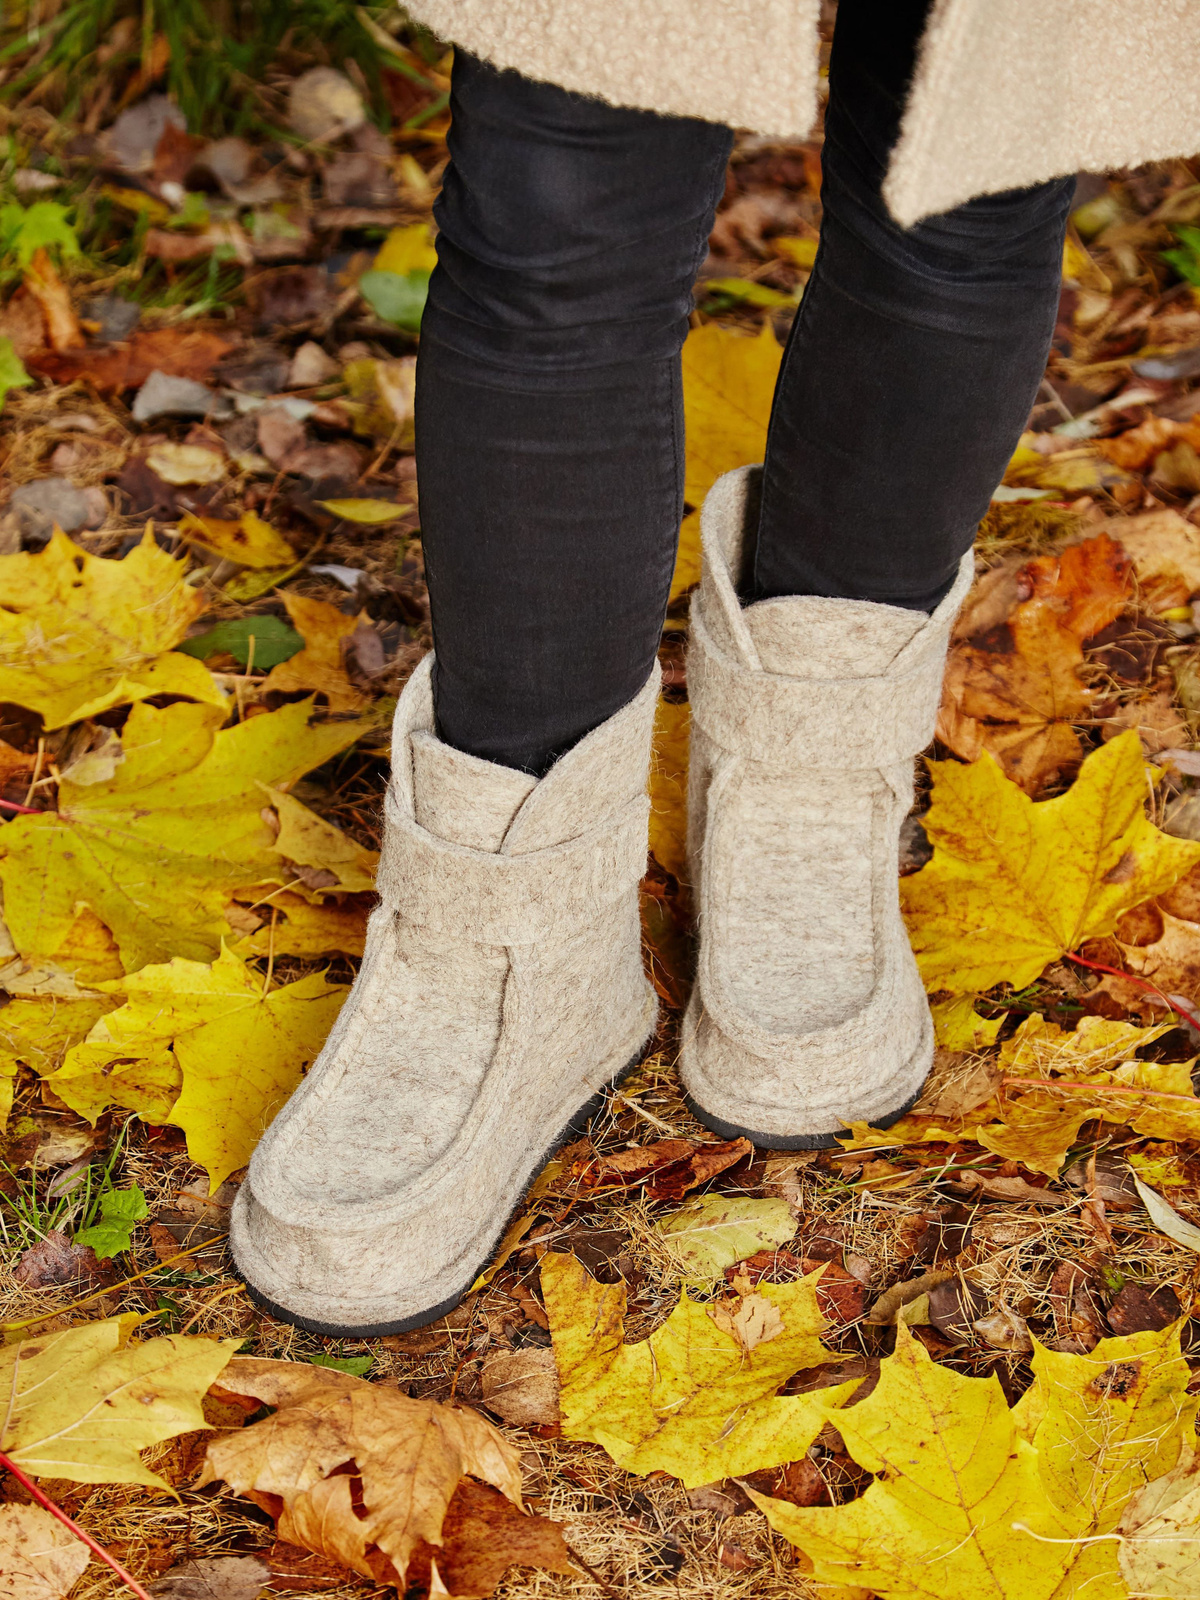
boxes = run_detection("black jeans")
[415,1,1074,776]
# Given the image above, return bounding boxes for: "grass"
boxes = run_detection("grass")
[0,0,432,137]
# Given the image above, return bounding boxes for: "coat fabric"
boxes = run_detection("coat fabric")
[404,0,1200,225]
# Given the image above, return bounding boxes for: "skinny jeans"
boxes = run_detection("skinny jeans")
[415,0,1075,775]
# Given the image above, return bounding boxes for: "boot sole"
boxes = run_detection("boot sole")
[683,1081,925,1152]
[235,1059,641,1340]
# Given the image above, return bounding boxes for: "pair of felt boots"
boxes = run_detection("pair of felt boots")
[230,468,973,1335]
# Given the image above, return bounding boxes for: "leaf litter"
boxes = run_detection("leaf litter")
[8,17,1200,1600]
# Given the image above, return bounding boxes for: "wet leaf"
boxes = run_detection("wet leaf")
[0,528,226,730]
[0,1316,237,1486]
[543,1251,854,1486]
[901,730,1200,994]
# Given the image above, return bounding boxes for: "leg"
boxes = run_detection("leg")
[751,0,1074,610]
[417,54,733,773]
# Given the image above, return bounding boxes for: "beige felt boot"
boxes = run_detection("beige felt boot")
[230,655,658,1334]
[681,466,974,1148]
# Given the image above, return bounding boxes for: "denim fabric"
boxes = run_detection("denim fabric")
[415,1,1074,774]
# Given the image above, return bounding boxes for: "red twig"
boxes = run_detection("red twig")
[1064,951,1200,1027]
[0,1449,155,1600]
[0,798,40,815]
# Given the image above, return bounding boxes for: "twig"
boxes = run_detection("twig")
[21,739,44,810]
[610,1093,677,1135]
[0,1448,156,1600]
[1064,951,1199,1026]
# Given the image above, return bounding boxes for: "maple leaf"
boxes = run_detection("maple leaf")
[542,1252,857,1487]
[0,1505,90,1600]
[200,1357,528,1587]
[0,995,115,1125]
[261,593,368,712]
[1118,1446,1200,1598]
[656,1194,797,1279]
[0,529,227,730]
[936,535,1130,794]
[229,889,370,960]
[901,730,1200,995]
[0,1315,237,1487]
[267,788,380,893]
[49,946,346,1189]
[681,320,780,508]
[753,1323,1192,1599]
[0,697,372,971]
[178,510,297,571]
[929,995,1002,1051]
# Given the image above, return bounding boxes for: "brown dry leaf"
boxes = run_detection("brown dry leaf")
[0,1504,90,1600]
[937,534,1131,793]
[148,1556,270,1600]
[595,1136,750,1202]
[261,594,367,713]
[1100,685,1189,755]
[26,327,235,394]
[480,1348,560,1429]
[1100,414,1189,473]
[404,1480,573,1600]
[23,248,83,353]
[200,1357,526,1588]
[1111,507,1200,611]
[1119,907,1200,999]
[648,695,689,882]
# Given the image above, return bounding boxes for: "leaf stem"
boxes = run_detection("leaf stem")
[0,797,41,814]
[0,1448,156,1600]
[1000,1075,1200,1103]
[1064,951,1198,1025]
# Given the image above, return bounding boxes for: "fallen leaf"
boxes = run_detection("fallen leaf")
[146,443,227,486]
[177,615,304,671]
[266,788,379,894]
[179,511,297,570]
[543,1252,855,1486]
[973,1305,1033,1353]
[480,1348,560,1428]
[656,1194,797,1279]
[373,224,438,277]
[1118,1446,1200,1598]
[0,335,33,409]
[74,1184,149,1259]
[1111,507,1200,610]
[404,1480,573,1600]
[0,1504,90,1600]
[681,321,780,507]
[317,498,411,524]
[26,328,234,394]
[595,1136,750,1202]
[0,996,116,1124]
[0,528,226,730]
[261,594,366,712]
[52,947,346,1189]
[1106,1282,1182,1335]
[148,1555,270,1600]
[12,1230,108,1289]
[200,1357,523,1587]
[1133,1174,1200,1251]
[901,730,1200,994]
[929,995,1003,1051]
[229,891,370,960]
[750,1319,1194,1600]
[0,1316,237,1486]
[864,1268,955,1327]
[0,697,370,971]
[23,248,82,353]
[648,696,689,882]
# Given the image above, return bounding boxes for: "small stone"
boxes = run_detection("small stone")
[80,293,140,342]
[8,477,90,538]
[132,369,232,423]
[288,341,340,388]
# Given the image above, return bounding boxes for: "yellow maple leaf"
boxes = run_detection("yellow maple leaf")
[0,1315,238,1487]
[543,1252,856,1487]
[374,222,438,276]
[0,528,227,730]
[1014,1322,1196,1599]
[681,320,780,508]
[0,698,371,973]
[930,995,1003,1051]
[901,730,1200,995]
[0,994,116,1124]
[261,593,367,713]
[267,788,379,893]
[178,510,297,570]
[750,1320,1188,1600]
[230,890,369,959]
[648,697,690,883]
[49,946,346,1189]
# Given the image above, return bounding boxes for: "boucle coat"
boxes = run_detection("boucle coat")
[405,0,1200,224]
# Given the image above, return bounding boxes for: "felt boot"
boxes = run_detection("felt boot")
[681,466,974,1148]
[230,655,658,1334]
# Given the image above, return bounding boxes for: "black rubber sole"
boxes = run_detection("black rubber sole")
[237,1061,640,1340]
[684,1080,926,1152]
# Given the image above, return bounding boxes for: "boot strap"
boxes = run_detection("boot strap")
[688,605,947,769]
[375,785,650,944]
